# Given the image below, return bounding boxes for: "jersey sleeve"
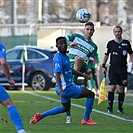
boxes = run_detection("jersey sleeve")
[127,40,133,54]
[53,53,63,73]
[65,33,79,43]
[0,43,6,58]
[105,41,111,55]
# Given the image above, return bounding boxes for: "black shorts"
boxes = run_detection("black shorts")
[109,66,127,86]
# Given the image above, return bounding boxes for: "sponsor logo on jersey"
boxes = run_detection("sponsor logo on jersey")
[74,37,94,52]
[121,43,127,46]
[55,63,60,68]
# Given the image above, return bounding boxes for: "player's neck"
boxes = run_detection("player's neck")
[84,36,92,41]
[115,37,123,43]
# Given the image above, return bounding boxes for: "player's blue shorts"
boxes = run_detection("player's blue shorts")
[0,85,10,102]
[55,84,82,103]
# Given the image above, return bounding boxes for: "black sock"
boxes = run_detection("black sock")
[118,92,125,110]
[108,91,114,110]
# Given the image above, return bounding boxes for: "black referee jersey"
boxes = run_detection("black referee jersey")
[106,39,133,67]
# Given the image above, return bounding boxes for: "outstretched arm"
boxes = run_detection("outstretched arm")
[0,58,15,86]
[72,68,91,80]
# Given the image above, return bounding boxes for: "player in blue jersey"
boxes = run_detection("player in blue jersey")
[0,43,27,133]
[30,36,98,125]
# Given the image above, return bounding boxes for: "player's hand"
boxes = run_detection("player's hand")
[86,68,92,74]
[8,79,15,86]
[102,67,107,77]
[70,42,78,48]
[102,67,106,73]
[83,73,91,80]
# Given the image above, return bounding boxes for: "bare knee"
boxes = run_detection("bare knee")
[79,88,95,98]
[1,98,14,109]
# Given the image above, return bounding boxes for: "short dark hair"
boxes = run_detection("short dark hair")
[113,26,122,32]
[85,22,94,27]
[56,36,66,44]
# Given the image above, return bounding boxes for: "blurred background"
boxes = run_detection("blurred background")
[0,0,133,90]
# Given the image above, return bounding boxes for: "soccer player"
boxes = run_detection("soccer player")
[29,36,98,125]
[64,21,98,123]
[0,42,27,133]
[102,26,133,114]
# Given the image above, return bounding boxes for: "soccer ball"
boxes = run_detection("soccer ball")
[76,8,90,23]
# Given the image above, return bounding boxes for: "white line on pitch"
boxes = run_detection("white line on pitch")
[24,91,133,123]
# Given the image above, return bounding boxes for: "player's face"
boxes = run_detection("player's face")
[56,39,67,54]
[84,25,95,39]
[113,27,122,39]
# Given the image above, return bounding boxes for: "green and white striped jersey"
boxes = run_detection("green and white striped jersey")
[65,33,97,62]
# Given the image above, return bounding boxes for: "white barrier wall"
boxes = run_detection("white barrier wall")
[37,26,114,62]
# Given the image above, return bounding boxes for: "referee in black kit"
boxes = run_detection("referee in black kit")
[102,26,133,114]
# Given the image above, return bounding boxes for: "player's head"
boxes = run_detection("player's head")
[56,36,67,54]
[84,22,95,40]
[113,26,123,40]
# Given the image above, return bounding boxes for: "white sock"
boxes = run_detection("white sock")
[18,129,26,133]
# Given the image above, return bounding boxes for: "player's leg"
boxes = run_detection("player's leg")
[30,87,71,124]
[107,66,118,113]
[30,102,70,124]
[72,56,84,83]
[117,67,127,114]
[117,86,125,114]
[66,58,84,123]
[108,85,116,113]
[77,87,97,125]
[0,85,26,133]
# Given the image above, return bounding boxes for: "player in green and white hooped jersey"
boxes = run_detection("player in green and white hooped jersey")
[64,22,98,123]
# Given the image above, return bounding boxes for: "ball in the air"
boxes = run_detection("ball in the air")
[76,8,90,23]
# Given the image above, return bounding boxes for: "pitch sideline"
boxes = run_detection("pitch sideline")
[24,91,133,123]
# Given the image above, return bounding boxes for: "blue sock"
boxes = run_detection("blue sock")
[8,106,23,131]
[84,98,94,121]
[41,106,64,119]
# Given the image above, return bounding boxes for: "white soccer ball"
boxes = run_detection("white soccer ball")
[76,8,90,23]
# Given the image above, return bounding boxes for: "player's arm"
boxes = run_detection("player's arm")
[102,52,109,74]
[0,57,15,86]
[65,34,78,48]
[130,53,133,70]
[72,68,91,80]
[55,72,63,93]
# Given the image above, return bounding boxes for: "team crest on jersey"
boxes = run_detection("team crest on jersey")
[123,50,127,56]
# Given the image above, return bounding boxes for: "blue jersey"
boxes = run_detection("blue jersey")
[0,42,6,58]
[53,52,73,90]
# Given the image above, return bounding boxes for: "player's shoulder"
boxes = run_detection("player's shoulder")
[108,39,114,43]
[91,41,98,49]
[122,39,130,44]
[71,33,83,37]
[0,42,6,52]
[0,42,5,48]
[54,52,64,60]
